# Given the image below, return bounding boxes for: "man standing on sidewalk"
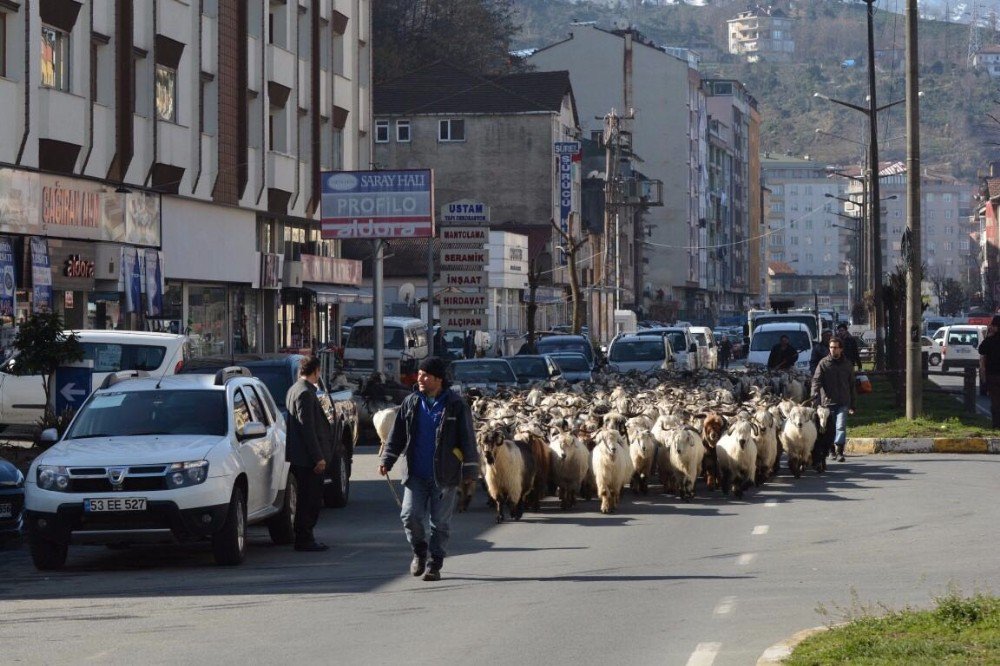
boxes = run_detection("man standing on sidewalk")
[378,357,479,581]
[978,315,1000,428]
[812,337,857,462]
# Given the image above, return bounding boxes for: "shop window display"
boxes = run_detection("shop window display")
[188,286,228,357]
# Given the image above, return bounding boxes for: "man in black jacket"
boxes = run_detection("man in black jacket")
[979,315,1000,428]
[378,357,479,581]
[835,323,862,370]
[285,356,333,552]
[811,337,857,462]
[767,335,799,371]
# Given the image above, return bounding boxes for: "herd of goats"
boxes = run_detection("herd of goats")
[374,368,836,522]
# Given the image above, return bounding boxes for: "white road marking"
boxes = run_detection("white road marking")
[713,596,736,616]
[736,553,756,566]
[752,525,770,535]
[764,499,778,507]
[685,642,722,666]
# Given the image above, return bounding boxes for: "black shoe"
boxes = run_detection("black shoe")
[294,541,329,552]
[410,554,427,577]
[838,454,846,462]
[422,562,442,581]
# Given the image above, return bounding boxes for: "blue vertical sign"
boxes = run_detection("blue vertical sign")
[554,142,580,266]
[0,236,14,319]
[54,364,93,416]
[130,248,142,314]
[30,236,51,313]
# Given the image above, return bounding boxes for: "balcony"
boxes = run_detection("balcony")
[268,45,296,91]
[157,0,191,45]
[157,121,192,170]
[268,151,297,193]
[36,87,87,148]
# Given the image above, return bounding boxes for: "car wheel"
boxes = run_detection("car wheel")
[267,472,297,545]
[323,452,350,508]
[929,353,941,366]
[212,487,247,566]
[29,534,68,571]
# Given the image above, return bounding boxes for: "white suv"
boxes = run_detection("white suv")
[24,368,294,570]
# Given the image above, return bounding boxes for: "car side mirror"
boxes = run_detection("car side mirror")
[39,428,59,444]
[237,422,267,440]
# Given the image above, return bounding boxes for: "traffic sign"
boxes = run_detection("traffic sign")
[440,293,487,309]
[441,271,486,287]
[54,363,93,415]
[441,314,486,329]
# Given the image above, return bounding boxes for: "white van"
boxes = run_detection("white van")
[0,330,190,426]
[635,327,698,370]
[746,323,812,371]
[342,316,429,385]
[937,324,988,373]
[687,326,717,370]
[607,334,675,373]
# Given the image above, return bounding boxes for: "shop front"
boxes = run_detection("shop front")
[280,253,364,351]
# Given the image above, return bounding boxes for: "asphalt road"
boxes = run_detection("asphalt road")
[2,451,999,665]
[926,367,992,419]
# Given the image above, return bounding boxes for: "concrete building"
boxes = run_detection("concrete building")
[727,6,795,63]
[367,62,581,341]
[529,25,705,324]
[0,0,371,355]
[972,45,1000,78]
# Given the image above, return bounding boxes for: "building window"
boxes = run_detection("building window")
[438,118,465,142]
[41,25,70,91]
[375,120,389,143]
[396,120,410,142]
[155,65,177,122]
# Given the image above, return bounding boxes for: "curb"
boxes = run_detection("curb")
[845,437,1000,454]
[756,625,832,665]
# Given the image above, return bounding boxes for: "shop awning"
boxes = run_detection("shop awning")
[304,283,373,305]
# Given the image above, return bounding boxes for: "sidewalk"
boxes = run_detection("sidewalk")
[846,437,1000,454]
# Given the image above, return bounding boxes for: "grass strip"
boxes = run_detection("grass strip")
[849,375,994,438]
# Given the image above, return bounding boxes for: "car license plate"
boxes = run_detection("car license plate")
[84,498,147,512]
[0,503,12,519]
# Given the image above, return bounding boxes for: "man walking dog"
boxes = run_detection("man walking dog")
[378,358,478,581]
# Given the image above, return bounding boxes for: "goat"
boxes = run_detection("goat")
[373,407,400,453]
[700,412,727,490]
[716,419,759,499]
[752,407,779,484]
[513,429,548,511]
[480,430,528,523]
[779,404,818,479]
[548,431,590,509]
[591,429,633,514]
[812,404,834,472]
[666,426,704,500]
[628,429,657,495]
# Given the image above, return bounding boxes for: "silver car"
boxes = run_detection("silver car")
[546,352,594,383]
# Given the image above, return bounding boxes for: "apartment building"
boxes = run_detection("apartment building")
[0,0,371,355]
[727,6,795,63]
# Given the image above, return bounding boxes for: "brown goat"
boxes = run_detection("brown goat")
[514,430,550,511]
[700,412,727,490]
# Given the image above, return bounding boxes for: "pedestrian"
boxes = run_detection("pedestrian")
[463,331,475,359]
[285,356,333,552]
[767,335,799,371]
[718,336,732,370]
[978,314,1000,428]
[433,327,447,359]
[811,337,857,462]
[378,357,479,581]
[810,330,833,375]
[835,323,862,370]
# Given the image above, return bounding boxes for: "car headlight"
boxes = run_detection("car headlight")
[165,460,209,489]
[37,465,71,492]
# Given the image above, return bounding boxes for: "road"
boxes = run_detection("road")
[926,367,992,419]
[2,451,999,665]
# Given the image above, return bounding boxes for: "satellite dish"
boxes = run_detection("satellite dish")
[398,282,416,304]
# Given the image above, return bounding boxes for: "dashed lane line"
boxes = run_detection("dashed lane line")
[736,553,756,566]
[713,596,736,617]
[752,525,770,535]
[764,499,778,507]
[685,642,721,666]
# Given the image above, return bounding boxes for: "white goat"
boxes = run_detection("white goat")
[373,407,400,453]
[752,407,779,483]
[548,431,591,509]
[480,432,528,523]
[716,419,759,498]
[591,429,633,514]
[628,429,657,495]
[666,426,704,500]
[779,404,818,478]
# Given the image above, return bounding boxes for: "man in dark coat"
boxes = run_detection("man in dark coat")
[812,337,857,462]
[378,357,479,581]
[810,330,833,375]
[767,335,799,371]
[979,315,1000,428]
[285,356,333,552]
[835,323,862,370]
[718,336,732,370]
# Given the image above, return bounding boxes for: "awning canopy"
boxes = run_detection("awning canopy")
[303,283,373,305]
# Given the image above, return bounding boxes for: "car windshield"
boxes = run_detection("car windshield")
[347,325,406,350]
[450,361,516,384]
[66,390,228,438]
[536,338,593,362]
[506,357,550,379]
[751,330,811,353]
[609,340,665,362]
[691,333,709,346]
[551,355,590,372]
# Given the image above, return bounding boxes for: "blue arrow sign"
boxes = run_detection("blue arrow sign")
[55,366,93,415]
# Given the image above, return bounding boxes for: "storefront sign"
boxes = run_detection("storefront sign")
[120,248,141,313]
[554,142,579,266]
[260,253,283,289]
[48,240,96,291]
[0,169,161,246]
[300,254,362,286]
[320,169,434,239]
[0,235,15,318]
[440,200,490,224]
[30,236,52,313]
[440,293,487,309]
[440,249,489,268]
[440,271,485,288]
[440,226,489,243]
[64,291,74,308]
[63,254,95,278]
[440,313,485,329]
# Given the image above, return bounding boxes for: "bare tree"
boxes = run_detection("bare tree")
[551,218,588,335]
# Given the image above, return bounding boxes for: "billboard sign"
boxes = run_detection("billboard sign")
[440,293,487,309]
[320,169,433,239]
[440,313,485,329]
[440,226,489,244]
[440,271,485,288]
[440,249,489,268]
[440,200,489,224]
[30,236,51,313]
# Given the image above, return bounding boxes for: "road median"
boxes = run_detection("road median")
[845,436,1000,454]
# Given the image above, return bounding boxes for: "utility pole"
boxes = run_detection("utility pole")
[905,0,923,418]
[864,0,887,372]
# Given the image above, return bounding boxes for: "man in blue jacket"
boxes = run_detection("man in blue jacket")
[378,357,479,581]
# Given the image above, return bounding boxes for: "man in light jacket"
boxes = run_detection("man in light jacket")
[811,337,857,463]
[378,357,479,581]
[285,356,333,552]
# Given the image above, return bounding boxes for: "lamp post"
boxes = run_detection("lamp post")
[905,0,922,418]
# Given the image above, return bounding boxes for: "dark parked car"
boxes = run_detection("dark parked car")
[534,335,596,368]
[178,354,358,508]
[505,355,562,385]
[0,455,24,544]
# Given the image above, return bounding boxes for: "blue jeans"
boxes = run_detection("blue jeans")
[400,477,457,563]
[831,404,850,450]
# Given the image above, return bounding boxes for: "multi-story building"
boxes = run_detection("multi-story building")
[0,0,371,355]
[972,46,1000,79]
[727,6,795,63]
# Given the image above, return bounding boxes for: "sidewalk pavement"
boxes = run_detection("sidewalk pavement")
[846,437,1000,454]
